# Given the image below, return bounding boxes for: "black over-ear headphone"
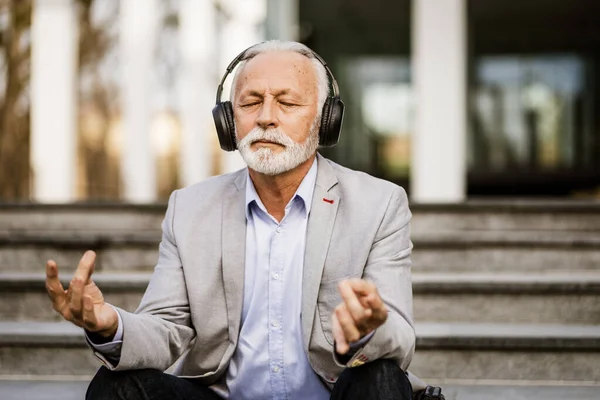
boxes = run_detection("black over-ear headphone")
[212,43,345,151]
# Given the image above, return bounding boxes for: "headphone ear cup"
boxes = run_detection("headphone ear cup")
[223,101,237,148]
[212,101,237,151]
[318,96,345,147]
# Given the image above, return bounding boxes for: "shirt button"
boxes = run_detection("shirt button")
[276,227,281,233]
[271,320,279,328]
[273,366,280,373]
[272,273,279,280]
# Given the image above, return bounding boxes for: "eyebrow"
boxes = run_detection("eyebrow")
[242,89,294,98]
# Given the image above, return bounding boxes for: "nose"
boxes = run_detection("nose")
[256,99,278,130]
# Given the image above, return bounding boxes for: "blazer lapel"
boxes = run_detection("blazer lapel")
[221,170,247,342]
[302,154,339,349]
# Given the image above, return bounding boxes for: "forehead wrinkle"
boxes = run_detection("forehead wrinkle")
[236,53,318,103]
[243,88,291,96]
[240,84,305,100]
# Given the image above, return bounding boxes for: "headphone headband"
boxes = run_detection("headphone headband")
[212,42,345,151]
[215,44,340,105]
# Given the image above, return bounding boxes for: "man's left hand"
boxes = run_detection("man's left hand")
[332,279,388,355]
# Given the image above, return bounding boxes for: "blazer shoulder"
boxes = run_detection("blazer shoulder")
[324,158,408,202]
[169,170,244,210]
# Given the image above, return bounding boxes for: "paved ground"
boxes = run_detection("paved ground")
[440,384,599,400]
[0,380,598,399]
[0,380,88,400]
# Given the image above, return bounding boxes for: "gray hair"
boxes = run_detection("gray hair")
[229,40,330,116]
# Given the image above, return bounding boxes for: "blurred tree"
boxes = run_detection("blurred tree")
[0,0,32,200]
[0,0,176,201]
[154,0,181,200]
[76,0,120,200]
[0,0,120,201]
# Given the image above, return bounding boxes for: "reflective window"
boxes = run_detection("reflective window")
[332,54,593,187]
[471,55,590,171]
[331,57,413,180]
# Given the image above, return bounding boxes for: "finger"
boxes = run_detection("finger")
[335,303,361,343]
[339,280,371,322]
[358,296,372,315]
[68,251,96,320]
[69,275,85,320]
[345,278,377,297]
[74,250,96,283]
[45,260,69,314]
[364,292,384,310]
[45,260,65,299]
[332,312,349,355]
[82,295,98,331]
[364,292,388,320]
[349,279,384,318]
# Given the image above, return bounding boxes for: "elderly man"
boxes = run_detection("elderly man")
[46,41,415,400]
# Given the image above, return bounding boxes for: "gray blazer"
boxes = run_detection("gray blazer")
[95,154,415,386]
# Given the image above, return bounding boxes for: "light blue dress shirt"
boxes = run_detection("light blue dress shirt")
[218,158,330,399]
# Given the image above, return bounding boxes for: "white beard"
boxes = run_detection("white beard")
[237,123,319,176]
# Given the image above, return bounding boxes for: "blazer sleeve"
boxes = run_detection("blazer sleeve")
[333,186,415,371]
[93,190,196,372]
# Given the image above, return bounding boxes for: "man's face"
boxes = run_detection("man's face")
[233,51,320,176]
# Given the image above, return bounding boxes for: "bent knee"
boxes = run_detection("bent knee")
[86,366,160,399]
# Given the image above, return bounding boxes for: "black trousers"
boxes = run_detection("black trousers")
[86,359,413,400]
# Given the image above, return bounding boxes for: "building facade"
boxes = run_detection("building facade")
[303,0,600,198]
[20,0,600,203]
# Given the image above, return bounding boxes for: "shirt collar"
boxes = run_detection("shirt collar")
[245,157,318,220]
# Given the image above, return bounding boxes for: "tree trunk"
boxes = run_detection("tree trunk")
[0,0,32,200]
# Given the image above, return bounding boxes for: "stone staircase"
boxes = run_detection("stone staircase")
[0,201,599,399]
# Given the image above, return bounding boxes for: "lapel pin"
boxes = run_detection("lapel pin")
[322,198,334,204]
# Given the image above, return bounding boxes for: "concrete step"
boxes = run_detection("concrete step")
[412,233,600,272]
[0,204,165,234]
[3,272,600,325]
[412,272,600,324]
[410,200,600,236]
[0,322,100,376]
[0,380,88,400]
[410,323,600,381]
[437,382,600,400]
[0,233,160,273]
[0,380,598,400]
[0,273,148,321]
[3,201,600,235]
[4,231,600,273]
[1,321,599,381]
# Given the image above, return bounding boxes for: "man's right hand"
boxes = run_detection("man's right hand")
[46,250,119,339]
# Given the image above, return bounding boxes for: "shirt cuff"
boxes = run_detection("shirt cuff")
[349,330,375,350]
[85,305,123,352]
[334,329,377,365]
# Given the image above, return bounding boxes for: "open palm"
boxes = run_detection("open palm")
[46,250,119,337]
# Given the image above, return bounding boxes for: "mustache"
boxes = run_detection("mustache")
[239,128,295,148]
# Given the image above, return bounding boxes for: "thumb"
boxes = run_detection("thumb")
[82,295,100,331]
